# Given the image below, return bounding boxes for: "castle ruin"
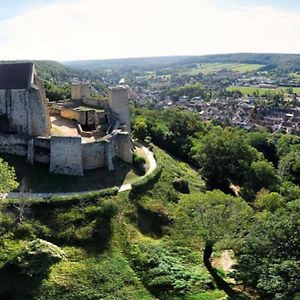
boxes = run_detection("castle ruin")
[0,62,133,176]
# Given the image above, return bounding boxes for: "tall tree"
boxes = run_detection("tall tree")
[175,190,253,297]
[233,203,300,299]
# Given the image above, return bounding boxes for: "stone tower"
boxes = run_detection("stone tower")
[108,85,131,134]
[71,82,91,100]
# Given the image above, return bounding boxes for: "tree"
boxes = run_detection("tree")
[233,204,300,299]
[255,190,285,212]
[194,129,260,191]
[175,190,253,297]
[132,116,148,141]
[279,151,300,184]
[242,160,280,200]
[246,132,278,165]
[0,158,19,196]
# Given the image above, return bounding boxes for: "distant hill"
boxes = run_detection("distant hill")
[62,53,300,72]
[0,60,74,82]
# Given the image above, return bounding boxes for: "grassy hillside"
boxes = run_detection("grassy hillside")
[0,147,228,300]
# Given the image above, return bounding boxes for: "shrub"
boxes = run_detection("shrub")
[0,239,64,298]
[131,165,163,196]
[172,178,190,194]
[4,187,118,209]
[129,244,210,298]
[133,154,146,175]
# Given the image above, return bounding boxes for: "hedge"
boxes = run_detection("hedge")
[4,187,119,208]
[130,165,163,195]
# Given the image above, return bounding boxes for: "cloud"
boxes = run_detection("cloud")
[0,0,300,61]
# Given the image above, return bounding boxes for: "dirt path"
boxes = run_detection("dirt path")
[212,250,235,272]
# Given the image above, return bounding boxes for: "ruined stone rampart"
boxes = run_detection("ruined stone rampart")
[50,136,83,176]
[34,137,51,164]
[0,133,28,156]
[117,133,133,163]
[81,141,106,169]
[32,74,51,136]
[29,88,51,137]
[82,97,107,109]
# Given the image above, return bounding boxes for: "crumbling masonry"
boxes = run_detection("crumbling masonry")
[0,62,133,176]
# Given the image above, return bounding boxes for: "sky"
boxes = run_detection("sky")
[0,0,300,61]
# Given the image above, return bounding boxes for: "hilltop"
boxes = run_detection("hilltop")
[62,53,300,72]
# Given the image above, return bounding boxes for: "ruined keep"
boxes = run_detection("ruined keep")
[0,63,50,137]
[0,62,133,176]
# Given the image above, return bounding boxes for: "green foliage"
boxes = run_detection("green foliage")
[133,153,146,174]
[276,134,300,158]
[247,132,278,164]
[133,116,148,140]
[38,201,117,247]
[131,165,163,196]
[129,244,211,299]
[233,206,300,299]
[279,151,300,184]
[255,190,285,212]
[175,190,253,248]
[242,160,280,199]
[0,239,64,299]
[132,107,205,160]
[279,181,300,202]
[194,128,260,191]
[169,82,206,101]
[172,178,190,194]
[37,252,152,300]
[44,80,71,101]
[0,158,19,194]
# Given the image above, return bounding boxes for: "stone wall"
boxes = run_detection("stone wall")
[32,74,51,136]
[117,133,133,163]
[0,133,28,156]
[0,90,7,115]
[82,97,107,109]
[81,141,105,169]
[0,84,50,137]
[49,136,83,176]
[9,90,28,135]
[29,88,51,137]
[61,108,81,122]
[34,137,51,164]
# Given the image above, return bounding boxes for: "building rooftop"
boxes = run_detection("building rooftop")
[0,62,33,90]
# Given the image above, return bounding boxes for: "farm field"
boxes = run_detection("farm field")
[227,86,300,96]
[182,63,264,75]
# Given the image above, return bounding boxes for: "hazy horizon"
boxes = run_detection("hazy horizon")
[1,0,300,61]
